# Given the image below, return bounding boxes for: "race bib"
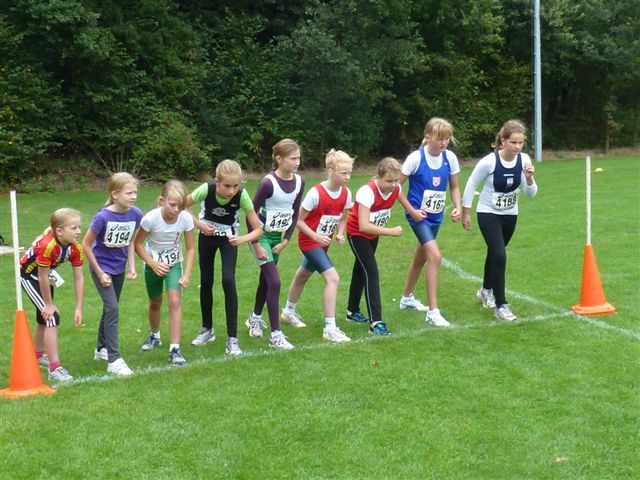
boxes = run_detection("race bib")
[369,209,391,227]
[316,215,341,235]
[420,190,446,214]
[491,191,518,210]
[201,220,234,236]
[151,245,180,266]
[264,209,293,232]
[104,221,136,248]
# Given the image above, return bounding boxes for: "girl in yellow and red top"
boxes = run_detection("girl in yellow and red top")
[20,208,84,383]
[345,157,410,336]
[280,149,354,343]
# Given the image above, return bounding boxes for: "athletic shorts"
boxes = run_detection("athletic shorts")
[249,231,283,266]
[300,247,333,274]
[144,262,183,298]
[410,221,440,245]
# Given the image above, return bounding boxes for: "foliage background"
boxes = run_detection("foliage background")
[1,0,639,188]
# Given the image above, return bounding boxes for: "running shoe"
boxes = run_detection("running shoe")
[107,358,133,376]
[94,347,108,361]
[169,347,187,366]
[269,331,295,350]
[494,304,517,322]
[369,321,392,336]
[245,314,266,338]
[140,333,162,352]
[476,288,496,309]
[48,366,73,383]
[322,327,351,343]
[399,294,429,312]
[280,311,306,328]
[426,309,451,327]
[346,310,369,323]
[191,327,215,346]
[225,337,243,356]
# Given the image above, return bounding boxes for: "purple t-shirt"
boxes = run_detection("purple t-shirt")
[88,206,143,274]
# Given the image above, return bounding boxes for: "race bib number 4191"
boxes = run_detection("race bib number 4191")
[104,221,136,247]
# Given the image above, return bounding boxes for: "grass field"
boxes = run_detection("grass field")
[0,156,638,479]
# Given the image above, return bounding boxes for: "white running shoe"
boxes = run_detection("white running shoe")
[48,366,73,383]
[280,311,307,328]
[476,288,496,309]
[269,331,294,350]
[38,355,49,369]
[191,327,215,346]
[107,358,133,376]
[94,348,108,361]
[494,304,517,322]
[399,294,429,312]
[426,309,451,327]
[245,314,266,338]
[225,337,243,356]
[323,327,351,343]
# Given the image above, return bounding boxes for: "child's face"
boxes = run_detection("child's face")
[377,171,400,195]
[160,193,183,221]
[328,161,352,187]
[425,135,450,155]
[277,149,301,174]
[502,133,525,157]
[216,174,242,199]
[56,219,82,245]
[111,182,138,210]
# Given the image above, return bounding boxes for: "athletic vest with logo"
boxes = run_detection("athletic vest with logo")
[259,173,302,232]
[490,151,522,210]
[405,148,450,226]
[347,180,399,240]
[200,183,243,235]
[298,184,348,252]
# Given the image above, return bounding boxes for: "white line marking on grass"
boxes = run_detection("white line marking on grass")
[442,257,640,340]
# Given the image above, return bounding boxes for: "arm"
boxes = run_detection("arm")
[71,265,84,326]
[126,230,138,280]
[228,209,263,246]
[37,267,58,322]
[397,174,426,222]
[186,192,215,237]
[358,204,402,237]
[448,173,462,223]
[82,229,112,287]
[334,208,350,245]
[179,229,195,288]
[296,208,331,248]
[522,161,538,197]
[134,228,169,277]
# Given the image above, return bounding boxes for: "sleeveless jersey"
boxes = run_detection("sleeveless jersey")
[405,148,450,226]
[259,173,302,232]
[491,151,522,210]
[199,182,243,236]
[298,183,348,252]
[347,180,399,240]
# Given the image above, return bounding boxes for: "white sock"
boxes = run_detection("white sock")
[151,331,160,338]
[169,343,180,351]
[324,317,336,330]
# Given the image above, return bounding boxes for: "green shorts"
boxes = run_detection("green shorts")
[144,262,183,298]
[249,231,284,266]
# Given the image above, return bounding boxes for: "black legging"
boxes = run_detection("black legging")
[477,212,517,307]
[347,234,381,322]
[198,233,238,336]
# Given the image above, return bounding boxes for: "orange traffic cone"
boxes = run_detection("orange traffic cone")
[571,244,616,315]
[1,310,55,398]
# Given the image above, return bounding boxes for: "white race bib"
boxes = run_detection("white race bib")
[316,215,341,235]
[104,221,136,247]
[150,245,180,266]
[420,190,446,214]
[491,191,518,210]
[201,220,234,236]
[369,209,391,227]
[264,209,293,232]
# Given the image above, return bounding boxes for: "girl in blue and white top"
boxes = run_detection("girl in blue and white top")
[245,139,304,350]
[134,180,195,366]
[398,117,462,328]
[462,120,537,322]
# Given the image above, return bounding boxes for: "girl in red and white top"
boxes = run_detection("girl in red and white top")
[20,208,84,383]
[281,149,354,343]
[345,157,410,336]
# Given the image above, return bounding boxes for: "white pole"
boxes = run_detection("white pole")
[533,0,542,162]
[586,156,591,245]
[10,191,23,310]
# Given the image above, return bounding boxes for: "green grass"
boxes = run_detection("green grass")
[0,156,639,479]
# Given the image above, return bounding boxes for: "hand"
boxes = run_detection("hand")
[152,261,170,277]
[42,304,58,322]
[253,243,269,260]
[409,208,427,222]
[127,268,137,280]
[199,221,215,236]
[335,233,345,245]
[389,226,403,237]
[272,241,287,255]
[227,234,240,246]
[315,234,332,247]
[524,162,535,179]
[178,275,190,288]
[450,208,461,223]
[98,272,112,287]
[461,212,472,231]
[73,308,83,327]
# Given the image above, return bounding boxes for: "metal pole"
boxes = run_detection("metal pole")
[533,0,542,162]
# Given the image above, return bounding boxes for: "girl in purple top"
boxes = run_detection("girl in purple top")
[83,172,142,376]
[245,139,304,350]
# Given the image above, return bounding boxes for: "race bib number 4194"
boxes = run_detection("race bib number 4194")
[104,221,136,247]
